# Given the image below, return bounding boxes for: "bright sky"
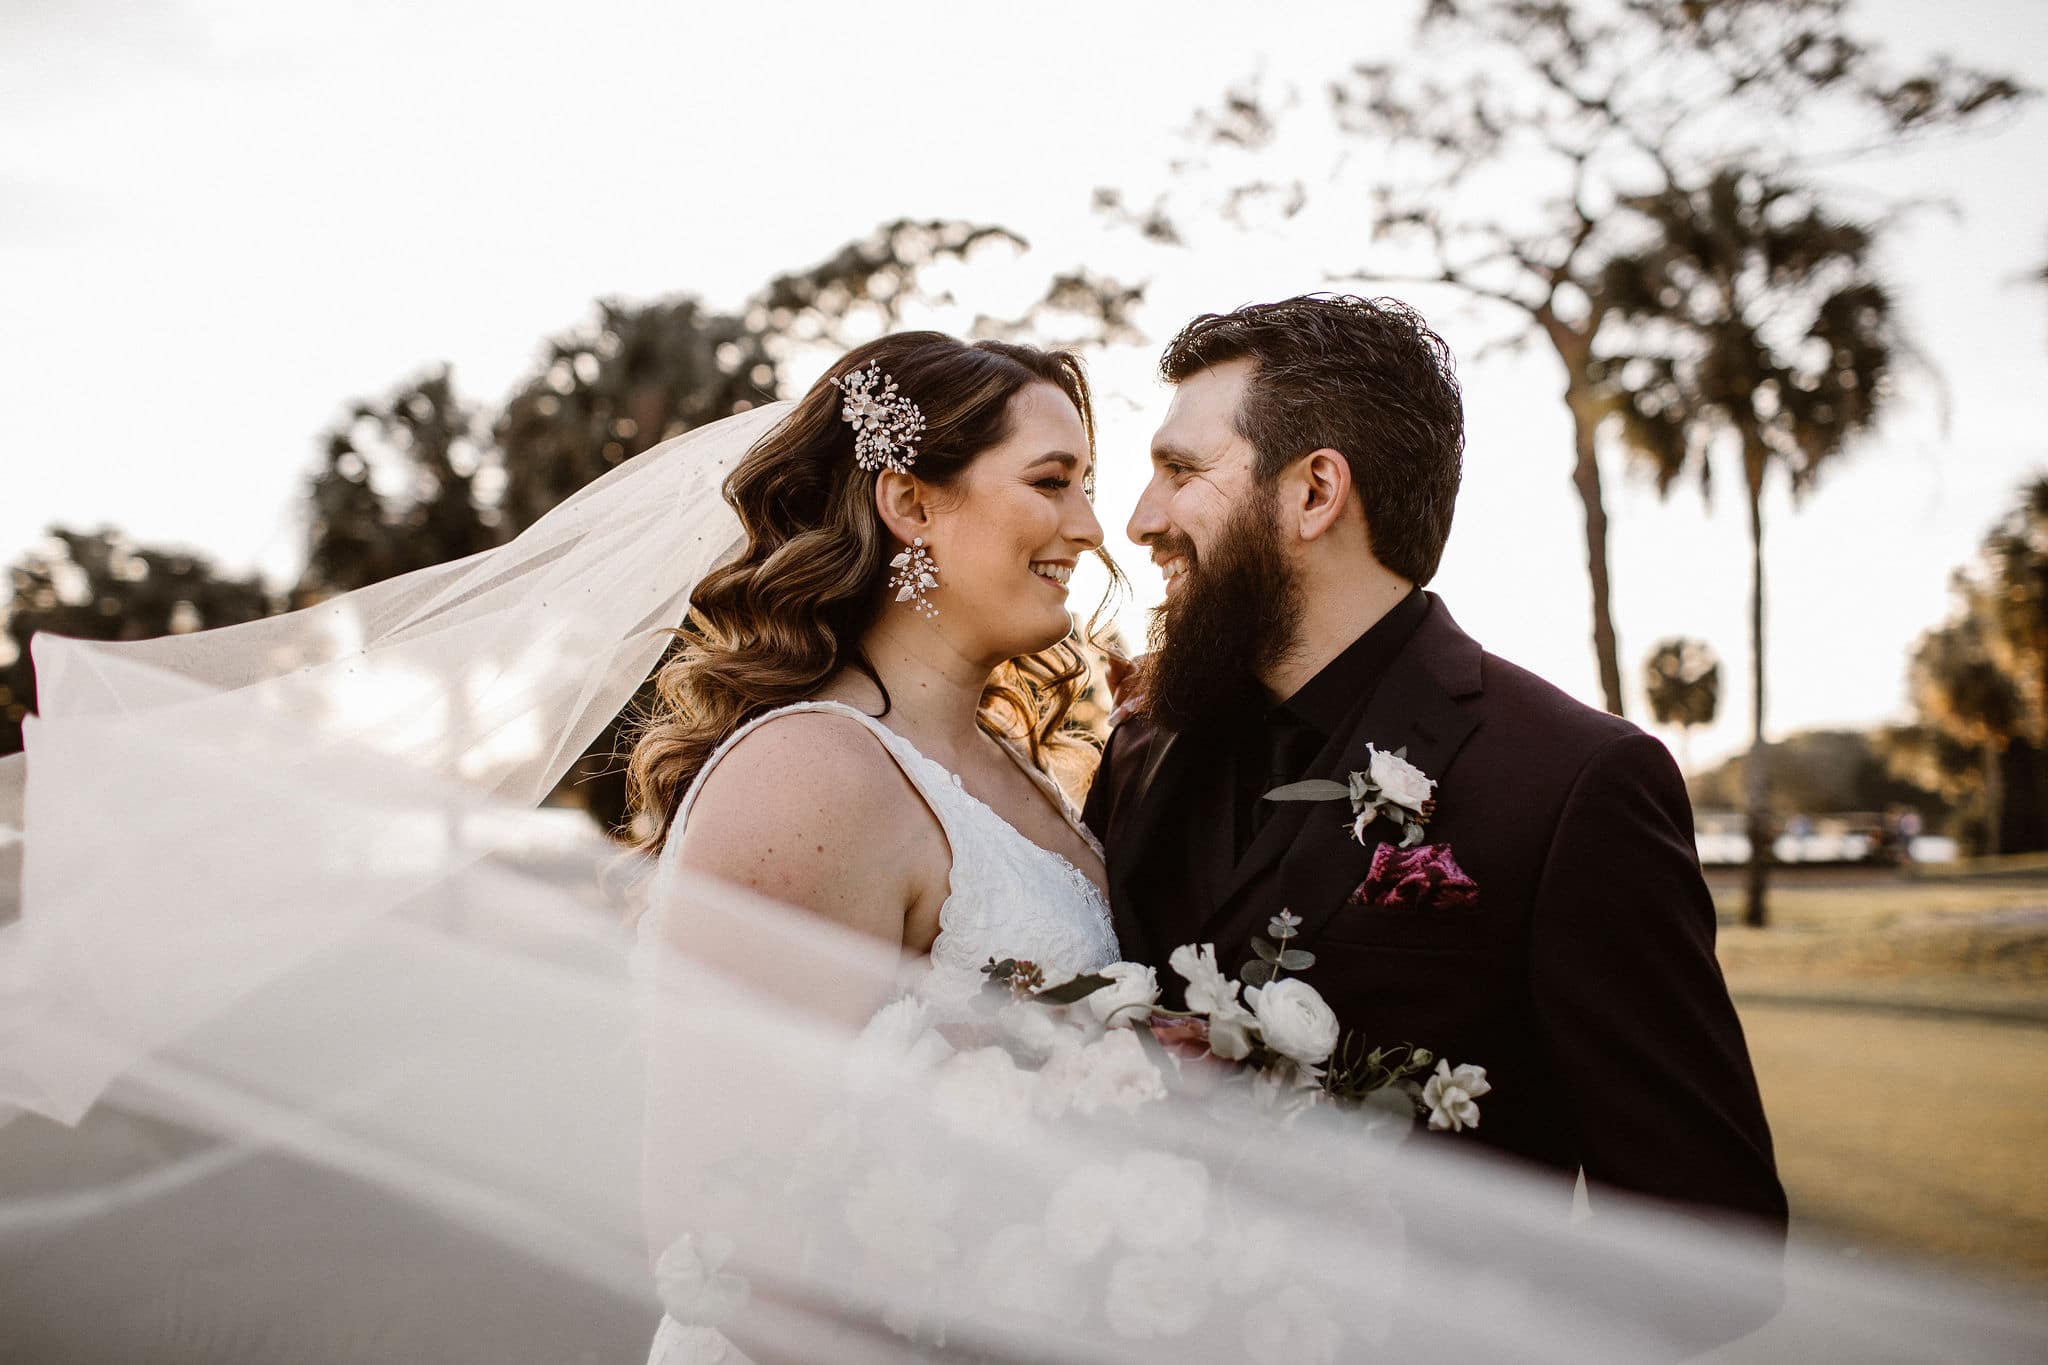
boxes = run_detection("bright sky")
[4,0,2045,769]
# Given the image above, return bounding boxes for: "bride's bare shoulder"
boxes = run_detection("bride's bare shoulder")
[673,710,941,931]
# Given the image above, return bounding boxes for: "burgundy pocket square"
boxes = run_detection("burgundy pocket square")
[1347,841,1479,911]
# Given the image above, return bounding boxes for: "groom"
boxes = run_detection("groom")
[1083,295,1787,1241]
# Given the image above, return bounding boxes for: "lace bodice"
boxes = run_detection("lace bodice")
[641,700,1120,998]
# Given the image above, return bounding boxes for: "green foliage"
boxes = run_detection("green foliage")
[1,530,278,754]
[1642,637,1719,732]
[1594,171,1895,504]
[1898,479,2048,853]
[1688,729,1944,823]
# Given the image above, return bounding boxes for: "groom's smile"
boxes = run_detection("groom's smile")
[1155,551,1191,596]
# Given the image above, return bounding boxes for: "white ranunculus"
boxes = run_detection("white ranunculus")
[1367,746,1435,812]
[930,1045,1037,1145]
[1206,997,1260,1061]
[1042,1160,1124,1263]
[1168,942,1238,1017]
[1112,1150,1210,1252]
[1241,1284,1344,1365]
[653,1232,749,1327]
[1104,1252,1199,1339]
[1069,1028,1168,1114]
[1421,1059,1491,1132]
[848,996,953,1092]
[1245,978,1341,1066]
[1086,961,1161,1029]
[842,1159,960,1274]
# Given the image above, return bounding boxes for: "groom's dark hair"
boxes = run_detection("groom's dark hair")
[1159,294,1464,585]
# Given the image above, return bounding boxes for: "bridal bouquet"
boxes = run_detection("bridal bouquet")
[651,918,1489,1359]
[979,911,1489,1133]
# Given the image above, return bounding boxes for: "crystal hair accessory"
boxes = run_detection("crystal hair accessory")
[889,537,939,620]
[831,361,925,474]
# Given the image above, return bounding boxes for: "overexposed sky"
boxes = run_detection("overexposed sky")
[4,0,2045,768]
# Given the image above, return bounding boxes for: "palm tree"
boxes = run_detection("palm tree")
[1642,637,1720,774]
[1140,0,2023,719]
[1598,170,1896,927]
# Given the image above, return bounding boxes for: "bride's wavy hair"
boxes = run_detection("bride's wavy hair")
[625,332,1123,854]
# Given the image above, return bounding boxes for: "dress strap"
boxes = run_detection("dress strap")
[664,700,965,868]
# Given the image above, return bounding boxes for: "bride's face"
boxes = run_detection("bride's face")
[926,382,1103,662]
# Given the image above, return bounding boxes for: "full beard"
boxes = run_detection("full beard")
[1135,483,1304,732]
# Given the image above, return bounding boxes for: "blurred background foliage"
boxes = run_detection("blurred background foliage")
[0,3,2039,871]
[1,218,1139,829]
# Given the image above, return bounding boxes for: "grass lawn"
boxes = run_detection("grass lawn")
[1712,866,2048,1286]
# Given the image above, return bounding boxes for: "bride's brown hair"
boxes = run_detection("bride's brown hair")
[625,332,1121,854]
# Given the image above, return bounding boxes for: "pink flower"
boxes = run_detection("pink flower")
[1146,1013,1212,1061]
[1350,841,1479,911]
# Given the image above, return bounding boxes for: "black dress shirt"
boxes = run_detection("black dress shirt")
[1231,586,1431,858]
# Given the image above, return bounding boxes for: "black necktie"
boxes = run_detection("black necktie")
[1243,713,1319,855]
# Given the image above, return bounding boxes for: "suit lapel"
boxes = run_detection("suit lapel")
[1105,723,1200,964]
[1200,598,1487,954]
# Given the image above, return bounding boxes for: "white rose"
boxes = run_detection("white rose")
[1241,1285,1343,1365]
[1042,1160,1125,1263]
[1245,978,1340,1066]
[1367,746,1435,813]
[1420,1059,1491,1132]
[1168,942,1239,1017]
[1086,961,1160,1029]
[997,999,1085,1063]
[848,996,953,1092]
[653,1232,749,1327]
[1112,1151,1210,1252]
[1068,1028,1168,1114]
[930,1045,1036,1145]
[1104,1252,1200,1339]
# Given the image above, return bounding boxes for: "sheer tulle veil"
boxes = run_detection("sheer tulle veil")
[0,398,2043,1364]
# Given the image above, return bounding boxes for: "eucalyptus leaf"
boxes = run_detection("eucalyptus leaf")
[1278,948,1315,971]
[1033,972,1114,1005]
[1251,937,1280,963]
[1241,958,1275,987]
[1261,779,1350,802]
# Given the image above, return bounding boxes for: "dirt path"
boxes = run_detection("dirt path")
[1738,1000,2048,1285]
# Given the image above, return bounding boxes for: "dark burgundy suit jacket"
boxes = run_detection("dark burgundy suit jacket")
[1082,594,1787,1237]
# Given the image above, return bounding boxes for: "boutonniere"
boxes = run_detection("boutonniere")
[1264,744,1438,848]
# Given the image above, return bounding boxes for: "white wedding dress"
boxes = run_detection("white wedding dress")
[634,699,1122,1365]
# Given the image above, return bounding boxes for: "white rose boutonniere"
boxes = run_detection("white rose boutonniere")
[1265,743,1437,848]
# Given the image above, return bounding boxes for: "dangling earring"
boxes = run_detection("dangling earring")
[889,537,939,620]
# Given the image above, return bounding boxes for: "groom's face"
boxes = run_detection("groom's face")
[1128,358,1304,726]
[1130,357,1262,597]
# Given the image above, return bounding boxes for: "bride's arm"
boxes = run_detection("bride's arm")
[664,710,948,1027]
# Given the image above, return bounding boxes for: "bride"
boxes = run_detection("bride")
[631,330,1121,1012]
[627,333,1125,1362]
